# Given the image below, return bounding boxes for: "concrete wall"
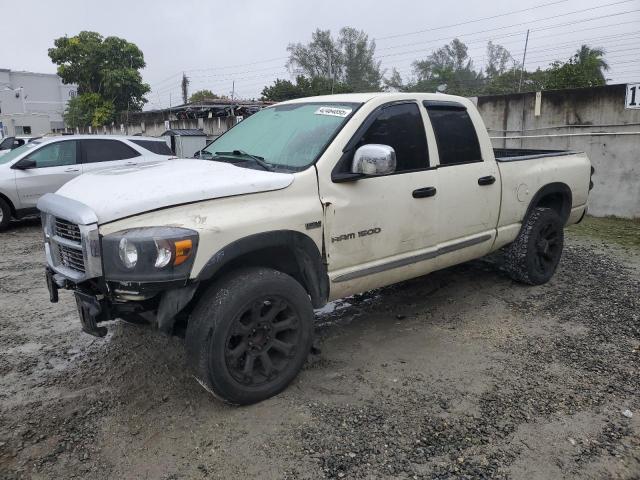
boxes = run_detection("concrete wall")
[476,84,640,218]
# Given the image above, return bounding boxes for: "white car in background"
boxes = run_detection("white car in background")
[0,135,175,229]
[0,136,41,157]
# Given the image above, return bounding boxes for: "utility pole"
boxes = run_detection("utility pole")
[518,29,530,93]
[328,51,334,94]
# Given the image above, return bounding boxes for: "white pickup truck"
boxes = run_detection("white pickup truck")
[37,93,593,404]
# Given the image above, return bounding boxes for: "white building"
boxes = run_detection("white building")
[0,69,77,137]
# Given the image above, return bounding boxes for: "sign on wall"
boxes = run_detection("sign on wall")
[625,83,640,109]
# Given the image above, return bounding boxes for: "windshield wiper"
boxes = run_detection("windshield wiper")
[213,150,274,171]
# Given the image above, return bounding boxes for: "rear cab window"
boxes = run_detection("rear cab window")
[424,101,482,166]
[131,139,173,155]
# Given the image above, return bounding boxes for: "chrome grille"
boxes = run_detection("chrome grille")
[56,243,86,273]
[39,194,102,283]
[54,218,81,242]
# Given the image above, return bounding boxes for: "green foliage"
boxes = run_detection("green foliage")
[189,89,221,103]
[403,39,484,96]
[49,31,149,126]
[261,75,352,102]
[287,27,382,91]
[397,40,609,96]
[64,93,116,128]
[541,45,609,90]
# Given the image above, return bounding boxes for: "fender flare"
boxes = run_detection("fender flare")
[197,230,329,308]
[524,182,572,223]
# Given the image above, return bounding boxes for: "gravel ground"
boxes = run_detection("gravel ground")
[0,217,638,479]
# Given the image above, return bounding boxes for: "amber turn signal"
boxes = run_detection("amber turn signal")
[174,239,193,266]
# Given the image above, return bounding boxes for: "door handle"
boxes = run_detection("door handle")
[64,168,80,172]
[412,186,437,198]
[478,175,496,186]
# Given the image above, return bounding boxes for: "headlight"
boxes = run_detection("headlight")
[102,227,198,282]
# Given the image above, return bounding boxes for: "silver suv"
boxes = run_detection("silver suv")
[0,135,175,230]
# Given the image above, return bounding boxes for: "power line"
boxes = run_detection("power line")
[374,8,640,61]
[375,0,635,43]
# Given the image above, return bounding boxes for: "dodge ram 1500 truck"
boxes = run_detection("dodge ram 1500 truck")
[37,92,593,405]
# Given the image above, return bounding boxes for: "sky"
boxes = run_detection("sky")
[1,0,638,108]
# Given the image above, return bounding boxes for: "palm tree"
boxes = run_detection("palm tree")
[573,45,609,83]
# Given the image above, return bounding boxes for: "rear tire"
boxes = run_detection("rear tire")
[0,198,11,231]
[186,267,314,405]
[504,207,564,285]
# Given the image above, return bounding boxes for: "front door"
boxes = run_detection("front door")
[14,140,81,209]
[319,101,440,298]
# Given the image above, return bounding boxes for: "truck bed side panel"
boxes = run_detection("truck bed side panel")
[494,152,591,248]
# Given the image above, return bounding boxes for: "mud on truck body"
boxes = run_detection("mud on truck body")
[37,93,593,405]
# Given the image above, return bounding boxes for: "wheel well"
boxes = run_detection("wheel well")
[0,192,16,216]
[194,231,329,310]
[527,183,572,223]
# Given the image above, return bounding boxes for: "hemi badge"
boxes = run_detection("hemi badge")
[305,221,322,230]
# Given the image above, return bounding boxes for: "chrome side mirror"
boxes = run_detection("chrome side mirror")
[351,144,396,176]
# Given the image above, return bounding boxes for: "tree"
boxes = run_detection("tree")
[48,31,150,126]
[261,75,352,102]
[189,89,222,103]
[485,41,514,78]
[383,68,405,91]
[287,27,382,91]
[181,73,190,104]
[410,39,483,96]
[64,93,115,128]
[543,45,609,90]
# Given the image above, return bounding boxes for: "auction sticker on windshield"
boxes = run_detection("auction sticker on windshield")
[315,106,352,117]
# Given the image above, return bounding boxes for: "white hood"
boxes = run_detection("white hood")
[54,159,294,224]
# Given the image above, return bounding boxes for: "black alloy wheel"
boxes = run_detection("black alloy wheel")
[225,297,301,387]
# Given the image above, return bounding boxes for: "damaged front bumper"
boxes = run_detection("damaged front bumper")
[39,194,199,338]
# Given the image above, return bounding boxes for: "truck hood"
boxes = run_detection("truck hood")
[51,159,294,224]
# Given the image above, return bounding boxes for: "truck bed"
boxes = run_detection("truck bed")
[494,148,578,162]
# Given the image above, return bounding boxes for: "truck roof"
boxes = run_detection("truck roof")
[278,91,471,105]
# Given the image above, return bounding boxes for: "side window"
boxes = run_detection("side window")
[355,103,429,172]
[131,139,173,155]
[25,141,78,168]
[82,139,140,163]
[425,105,482,166]
[0,137,14,150]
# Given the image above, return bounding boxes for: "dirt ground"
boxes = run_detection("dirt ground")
[0,217,638,480]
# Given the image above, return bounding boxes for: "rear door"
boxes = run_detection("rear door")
[14,140,81,209]
[423,100,500,266]
[80,139,141,173]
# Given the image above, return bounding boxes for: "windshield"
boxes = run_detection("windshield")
[0,140,42,165]
[202,102,359,172]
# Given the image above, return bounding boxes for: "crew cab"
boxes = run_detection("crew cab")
[37,93,593,405]
[0,135,174,229]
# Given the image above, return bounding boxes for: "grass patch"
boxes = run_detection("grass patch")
[568,215,640,248]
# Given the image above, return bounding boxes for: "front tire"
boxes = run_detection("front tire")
[504,207,564,285]
[0,198,11,231]
[186,267,314,405]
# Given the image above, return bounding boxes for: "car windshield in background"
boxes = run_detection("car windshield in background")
[202,102,359,172]
[0,140,42,165]
[131,139,173,155]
